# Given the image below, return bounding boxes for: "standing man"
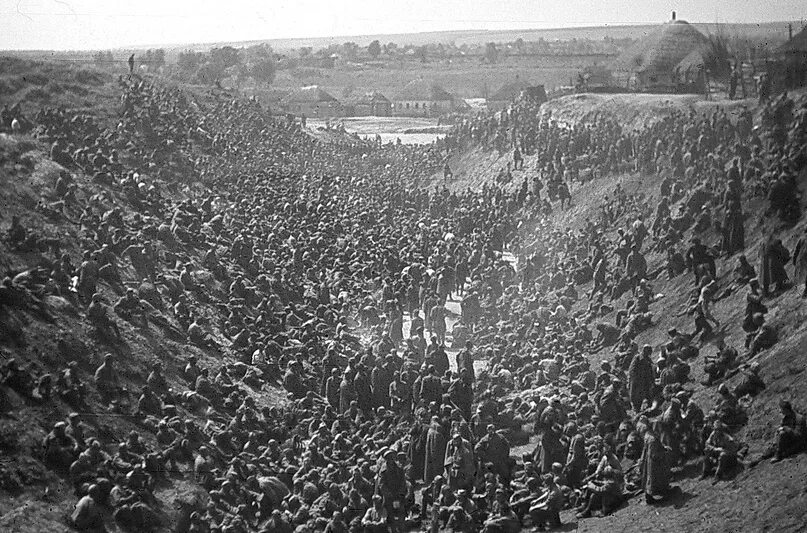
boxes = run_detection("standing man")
[456,340,475,382]
[628,345,655,412]
[375,449,407,532]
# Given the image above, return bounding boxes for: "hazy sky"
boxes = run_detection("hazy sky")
[1,0,804,50]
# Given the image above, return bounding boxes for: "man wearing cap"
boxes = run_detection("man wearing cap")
[444,430,475,491]
[529,474,564,530]
[424,415,448,485]
[361,494,388,533]
[43,421,78,470]
[703,338,738,386]
[759,235,791,296]
[375,449,406,532]
[701,420,738,481]
[638,421,671,504]
[733,362,765,398]
[628,345,655,412]
[773,400,807,462]
[426,335,449,376]
[746,313,778,358]
[456,340,475,382]
[685,237,716,286]
[70,483,104,531]
[576,438,623,518]
[87,293,122,340]
[93,353,121,400]
[475,424,511,484]
[679,391,705,456]
[283,361,307,400]
[484,486,520,532]
[66,413,89,451]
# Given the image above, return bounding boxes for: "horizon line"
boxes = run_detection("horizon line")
[1,19,799,54]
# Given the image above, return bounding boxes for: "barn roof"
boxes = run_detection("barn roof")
[394,80,454,101]
[778,26,807,54]
[346,91,391,105]
[283,86,339,104]
[611,19,710,74]
[489,80,533,101]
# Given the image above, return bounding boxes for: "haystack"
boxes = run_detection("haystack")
[611,18,709,91]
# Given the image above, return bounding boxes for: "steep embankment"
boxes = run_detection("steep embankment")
[431,91,807,532]
[541,92,755,130]
[0,112,284,533]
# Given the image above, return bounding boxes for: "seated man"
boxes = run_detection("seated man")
[187,316,218,349]
[94,353,122,400]
[361,494,388,533]
[57,361,87,404]
[136,384,162,417]
[702,339,738,385]
[42,421,79,471]
[483,487,520,533]
[746,314,777,357]
[1,358,35,397]
[87,293,122,340]
[114,288,148,328]
[701,421,739,481]
[576,438,623,518]
[733,362,765,398]
[529,475,564,531]
[773,400,807,462]
[69,484,104,532]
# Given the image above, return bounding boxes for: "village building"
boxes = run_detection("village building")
[282,86,343,118]
[488,80,547,110]
[610,13,710,92]
[392,80,456,117]
[343,91,392,117]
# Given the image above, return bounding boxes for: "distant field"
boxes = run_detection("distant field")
[272,55,608,100]
[121,21,795,52]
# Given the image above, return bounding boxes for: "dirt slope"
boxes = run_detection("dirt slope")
[2,59,807,532]
[432,91,807,532]
[0,127,286,531]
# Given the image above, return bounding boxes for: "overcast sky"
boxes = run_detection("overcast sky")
[1,0,804,50]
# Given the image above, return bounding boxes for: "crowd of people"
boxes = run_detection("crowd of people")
[1,72,807,533]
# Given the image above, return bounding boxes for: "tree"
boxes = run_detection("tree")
[342,41,359,61]
[177,50,204,75]
[142,49,165,71]
[384,42,398,56]
[416,45,428,63]
[209,46,241,72]
[195,62,221,85]
[93,51,113,66]
[368,40,381,59]
[484,42,499,64]
[250,56,277,86]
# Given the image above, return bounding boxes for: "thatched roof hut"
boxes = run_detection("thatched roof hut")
[611,15,709,91]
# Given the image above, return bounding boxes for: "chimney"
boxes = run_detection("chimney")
[672,11,676,21]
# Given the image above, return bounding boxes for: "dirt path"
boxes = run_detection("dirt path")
[399,250,517,374]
